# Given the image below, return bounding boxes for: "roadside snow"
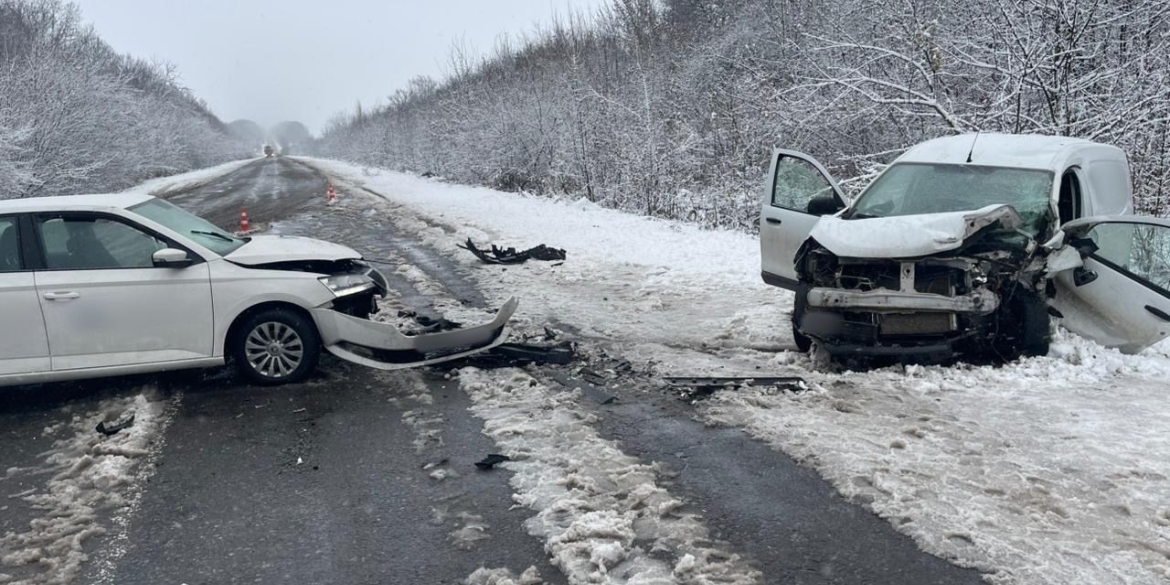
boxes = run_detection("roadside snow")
[465,566,543,585]
[703,334,1170,585]
[304,158,1170,585]
[0,391,176,585]
[120,158,254,197]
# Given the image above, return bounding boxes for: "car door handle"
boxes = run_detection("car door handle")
[43,292,80,301]
[765,217,782,225]
[1147,305,1170,322]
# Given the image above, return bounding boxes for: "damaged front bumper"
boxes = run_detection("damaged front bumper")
[802,287,996,359]
[796,253,1020,359]
[791,204,1059,361]
[312,297,519,370]
[807,287,999,314]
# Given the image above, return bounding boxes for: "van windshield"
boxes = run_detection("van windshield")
[849,163,1054,234]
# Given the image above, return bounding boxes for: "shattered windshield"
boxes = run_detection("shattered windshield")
[850,163,1054,234]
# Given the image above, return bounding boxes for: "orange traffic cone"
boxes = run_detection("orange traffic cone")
[327,185,337,204]
[239,208,250,232]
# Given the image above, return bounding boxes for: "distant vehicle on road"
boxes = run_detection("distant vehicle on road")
[761,133,1170,361]
[0,194,516,386]
[263,145,276,157]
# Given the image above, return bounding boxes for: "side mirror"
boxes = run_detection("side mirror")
[1073,266,1098,287]
[807,195,845,216]
[1068,236,1099,257]
[153,248,192,268]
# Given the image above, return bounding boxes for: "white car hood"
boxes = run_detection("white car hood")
[809,204,1025,259]
[225,235,362,265]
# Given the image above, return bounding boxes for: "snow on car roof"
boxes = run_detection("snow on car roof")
[0,192,154,213]
[896,133,1120,170]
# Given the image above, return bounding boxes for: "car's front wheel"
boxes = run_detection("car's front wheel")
[232,308,321,385]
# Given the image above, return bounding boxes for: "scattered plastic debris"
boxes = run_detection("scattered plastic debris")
[95,414,135,436]
[459,238,566,264]
[665,376,808,401]
[455,342,576,369]
[474,454,510,470]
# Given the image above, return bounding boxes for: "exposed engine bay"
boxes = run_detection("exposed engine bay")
[232,257,388,319]
[793,218,1051,361]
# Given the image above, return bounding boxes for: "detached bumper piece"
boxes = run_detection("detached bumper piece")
[313,297,519,370]
[458,239,566,264]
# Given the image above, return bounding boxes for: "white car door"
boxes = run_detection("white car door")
[0,215,51,376]
[33,213,215,370]
[760,149,847,289]
[1051,216,1170,354]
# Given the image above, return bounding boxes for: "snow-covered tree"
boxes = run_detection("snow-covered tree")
[316,0,1170,224]
[0,0,247,198]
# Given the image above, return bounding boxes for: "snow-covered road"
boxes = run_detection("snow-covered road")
[0,390,177,585]
[306,157,1170,585]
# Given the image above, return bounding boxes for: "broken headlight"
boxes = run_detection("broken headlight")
[319,273,376,297]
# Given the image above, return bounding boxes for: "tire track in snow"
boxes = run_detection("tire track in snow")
[456,367,761,585]
[86,391,180,585]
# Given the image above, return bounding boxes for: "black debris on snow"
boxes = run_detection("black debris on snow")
[96,414,136,436]
[459,238,566,264]
[475,454,511,470]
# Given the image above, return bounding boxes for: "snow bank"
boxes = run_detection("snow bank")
[304,158,1170,585]
[121,158,255,197]
[294,158,762,286]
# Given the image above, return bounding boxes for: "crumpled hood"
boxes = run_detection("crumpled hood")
[809,204,1025,259]
[225,234,362,265]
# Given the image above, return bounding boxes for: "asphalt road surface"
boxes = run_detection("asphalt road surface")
[0,157,985,584]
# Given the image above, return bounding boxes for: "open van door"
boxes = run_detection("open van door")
[1050,216,1170,354]
[760,149,847,290]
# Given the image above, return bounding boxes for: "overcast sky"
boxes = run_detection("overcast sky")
[74,0,610,135]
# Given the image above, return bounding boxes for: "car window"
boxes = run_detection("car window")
[772,155,836,211]
[1089,222,1170,290]
[1058,170,1082,225]
[39,216,166,270]
[0,217,21,272]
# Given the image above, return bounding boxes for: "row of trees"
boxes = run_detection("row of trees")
[0,0,247,198]
[317,0,1170,228]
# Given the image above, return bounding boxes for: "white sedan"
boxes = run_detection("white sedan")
[0,193,516,386]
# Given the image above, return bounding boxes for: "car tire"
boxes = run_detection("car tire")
[232,308,321,385]
[1019,293,1052,358]
[792,284,813,353]
[792,322,813,353]
[994,292,1051,360]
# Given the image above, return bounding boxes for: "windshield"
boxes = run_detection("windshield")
[850,163,1054,234]
[129,198,247,256]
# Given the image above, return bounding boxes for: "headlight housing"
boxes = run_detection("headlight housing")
[319,273,376,297]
